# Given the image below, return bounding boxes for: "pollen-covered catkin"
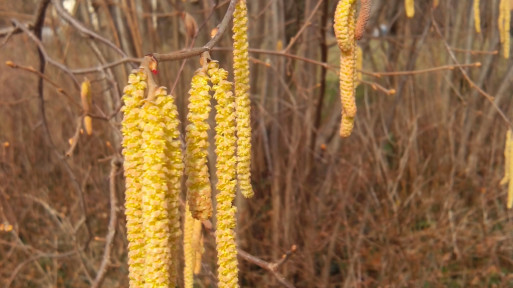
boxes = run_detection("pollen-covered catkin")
[208,61,239,288]
[157,87,183,284]
[474,0,481,33]
[183,205,195,288]
[194,234,204,275]
[405,0,414,18]
[233,0,254,198]
[185,69,213,220]
[140,94,176,287]
[121,68,148,288]
[334,0,357,52]
[334,0,357,137]
[498,0,510,58]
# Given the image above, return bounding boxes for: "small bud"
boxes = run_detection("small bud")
[181,12,198,40]
[210,27,219,38]
[5,61,15,68]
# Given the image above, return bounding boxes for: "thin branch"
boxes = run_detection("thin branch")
[153,0,238,62]
[10,19,80,88]
[51,0,127,58]
[5,60,77,106]
[91,157,121,288]
[238,245,297,288]
[431,16,512,128]
[283,0,324,53]
[362,62,482,77]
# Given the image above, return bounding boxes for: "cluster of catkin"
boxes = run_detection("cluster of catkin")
[499,0,510,59]
[121,1,252,287]
[334,0,358,137]
[121,62,184,287]
[501,130,513,209]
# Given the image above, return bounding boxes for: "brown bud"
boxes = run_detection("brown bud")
[181,12,198,40]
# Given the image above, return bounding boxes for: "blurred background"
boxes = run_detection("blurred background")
[1,0,513,287]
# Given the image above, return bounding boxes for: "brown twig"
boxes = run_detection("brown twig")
[360,79,396,95]
[238,245,297,288]
[431,16,512,128]
[283,0,324,53]
[91,157,121,288]
[65,117,83,157]
[51,0,127,58]
[10,19,80,88]
[5,60,77,106]
[153,0,238,62]
[362,62,482,77]
[450,47,499,55]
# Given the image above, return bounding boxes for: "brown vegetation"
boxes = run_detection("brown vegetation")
[1,0,513,287]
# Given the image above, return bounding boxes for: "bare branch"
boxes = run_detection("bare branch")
[51,0,127,58]
[91,157,121,288]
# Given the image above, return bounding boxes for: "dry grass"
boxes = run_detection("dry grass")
[1,0,513,287]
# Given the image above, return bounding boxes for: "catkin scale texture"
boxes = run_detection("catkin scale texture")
[121,69,147,288]
[185,70,213,220]
[141,97,176,287]
[334,0,357,52]
[335,0,357,137]
[233,0,254,198]
[208,62,239,288]
[157,88,183,284]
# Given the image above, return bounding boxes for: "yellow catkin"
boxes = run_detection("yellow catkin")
[340,115,355,138]
[158,87,183,284]
[208,61,239,287]
[356,45,363,86]
[405,0,415,18]
[140,94,176,287]
[335,0,357,137]
[233,0,254,198]
[81,79,92,113]
[184,203,204,287]
[84,115,93,135]
[334,0,357,52]
[185,69,213,220]
[503,0,511,58]
[121,68,147,288]
[474,0,481,33]
[183,205,196,288]
[194,233,204,275]
[184,206,204,286]
[501,130,511,185]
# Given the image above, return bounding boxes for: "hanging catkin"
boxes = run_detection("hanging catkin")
[121,68,147,288]
[474,0,481,33]
[405,0,415,18]
[233,0,254,198]
[185,68,213,220]
[208,60,239,288]
[334,0,357,137]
